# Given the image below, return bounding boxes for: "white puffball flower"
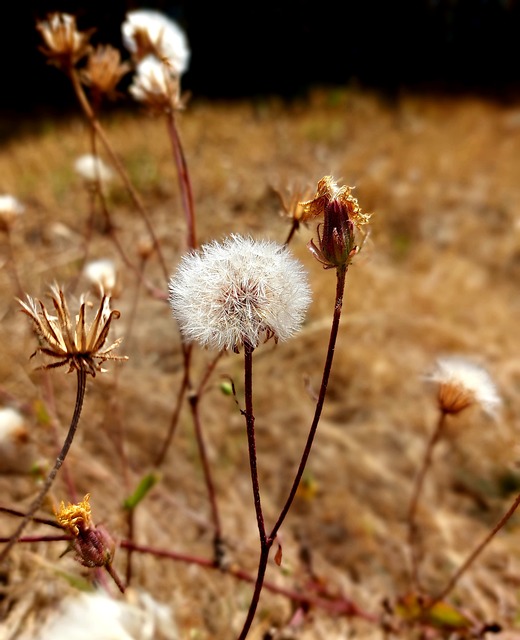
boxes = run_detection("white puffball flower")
[129,55,174,104]
[74,154,114,186]
[0,407,33,473]
[0,194,24,231]
[426,356,501,416]
[168,235,312,352]
[122,9,190,76]
[24,589,178,640]
[84,258,118,295]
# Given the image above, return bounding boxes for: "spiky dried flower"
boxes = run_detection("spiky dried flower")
[0,194,24,232]
[168,235,312,352]
[122,9,190,76]
[74,154,114,186]
[55,493,115,568]
[19,284,127,376]
[301,175,371,269]
[36,12,93,69]
[427,356,501,416]
[80,44,131,100]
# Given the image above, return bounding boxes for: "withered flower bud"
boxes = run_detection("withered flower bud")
[36,12,93,69]
[56,494,116,568]
[81,45,131,100]
[301,176,371,270]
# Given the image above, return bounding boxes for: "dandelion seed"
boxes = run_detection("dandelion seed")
[0,194,24,232]
[122,8,190,76]
[0,407,33,473]
[168,235,312,352]
[83,258,118,296]
[19,283,127,376]
[427,356,501,416]
[74,154,114,186]
[129,54,181,110]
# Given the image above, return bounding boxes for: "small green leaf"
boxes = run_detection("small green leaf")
[123,472,161,510]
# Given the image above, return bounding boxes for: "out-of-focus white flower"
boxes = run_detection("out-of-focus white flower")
[129,55,177,106]
[122,9,190,76]
[0,194,24,232]
[426,356,501,416]
[74,154,114,186]
[168,235,312,352]
[83,258,118,295]
[24,589,178,640]
[0,407,33,473]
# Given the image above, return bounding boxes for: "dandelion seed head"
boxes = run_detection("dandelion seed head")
[83,258,118,295]
[129,55,179,108]
[122,9,190,76]
[0,194,24,232]
[168,235,312,352]
[36,12,92,67]
[0,407,33,472]
[74,154,114,186]
[427,356,501,416]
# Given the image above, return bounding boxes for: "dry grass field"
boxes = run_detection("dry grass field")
[1,85,520,639]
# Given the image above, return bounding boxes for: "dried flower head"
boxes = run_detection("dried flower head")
[427,356,501,416]
[83,258,118,296]
[301,175,371,269]
[129,55,183,111]
[80,44,131,100]
[36,12,93,68]
[56,494,115,568]
[122,9,190,76]
[0,194,24,232]
[168,235,312,352]
[74,154,114,186]
[19,283,127,376]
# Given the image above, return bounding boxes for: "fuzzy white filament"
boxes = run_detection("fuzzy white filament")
[168,235,312,352]
[427,355,501,416]
[122,9,190,76]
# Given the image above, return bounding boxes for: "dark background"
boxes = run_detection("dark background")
[6,0,520,115]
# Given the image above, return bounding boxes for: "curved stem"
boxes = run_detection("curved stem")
[0,367,87,564]
[407,410,447,591]
[270,265,347,541]
[166,110,197,250]
[68,68,169,281]
[431,490,520,606]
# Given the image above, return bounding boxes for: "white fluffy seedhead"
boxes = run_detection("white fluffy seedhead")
[168,235,312,352]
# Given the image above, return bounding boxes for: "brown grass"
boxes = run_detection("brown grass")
[1,87,520,639]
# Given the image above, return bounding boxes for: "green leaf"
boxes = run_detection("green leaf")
[123,472,161,510]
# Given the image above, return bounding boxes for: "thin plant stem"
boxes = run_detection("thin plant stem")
[165,110,196,250]
[67,67,169,281]
[284,220,300,246]
[0,367,87,564]
[431,490,520,606]
[407,410,447,591]
[3,228,24,299]
[270,265,348,540]
[237,266,348,640]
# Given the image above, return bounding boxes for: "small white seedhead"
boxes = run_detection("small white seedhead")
[74,154,114,186]
[168,235,312,352]
[427,355,501,416]
[122,9,190,76]
[0,194,24,232]
[83,258,118,295]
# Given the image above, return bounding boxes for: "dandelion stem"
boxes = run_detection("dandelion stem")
[431,490,520,606]
[270,264,347,540]
[0,367,87,564]
[407,410,447,591]
[67,67,169,281]
[238,266,348,640]
[165,110,197,250]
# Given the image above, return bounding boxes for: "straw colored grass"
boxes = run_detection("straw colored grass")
[1,87,520,638]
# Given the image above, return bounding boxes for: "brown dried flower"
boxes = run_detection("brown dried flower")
[81,44,131,100]
[19,283,127,376]
[36,12,93,69]
[301,175,371,269]
[56,494,116,568]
